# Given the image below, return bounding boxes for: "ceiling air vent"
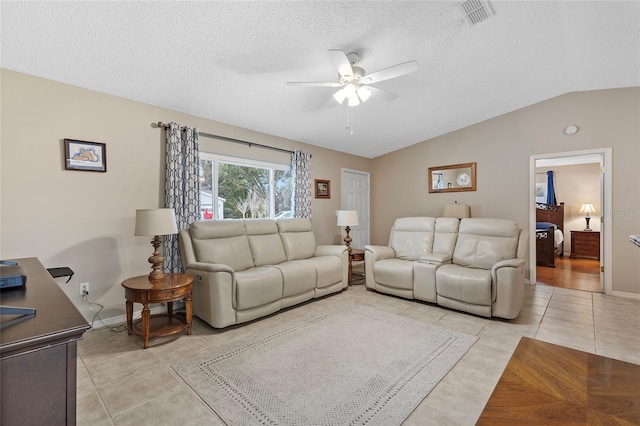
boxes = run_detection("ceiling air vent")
[458,0,494,25]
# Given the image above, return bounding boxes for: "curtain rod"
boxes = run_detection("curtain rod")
[156,122,295,155]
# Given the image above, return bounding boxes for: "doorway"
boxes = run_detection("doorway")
[341,169,370,249]
[529,148,611,294]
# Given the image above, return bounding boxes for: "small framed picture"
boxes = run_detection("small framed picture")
[315,179,330,199]
[64,139,107,172]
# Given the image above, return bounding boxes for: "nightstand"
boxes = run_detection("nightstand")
[570,231,600,260]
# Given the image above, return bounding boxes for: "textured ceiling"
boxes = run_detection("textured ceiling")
[2,1,639,158]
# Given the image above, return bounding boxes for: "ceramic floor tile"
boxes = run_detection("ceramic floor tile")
[547,298,594,315]
[98,366,182,416]
[111,387,216,426]
[78,283,640,425]
[539,316,595,339]
[544,306,594,325]
[433,311,490,336]
[77,390,109,426]
[550,292,593,307]
[535,326,596,354]
[552,287,593,299]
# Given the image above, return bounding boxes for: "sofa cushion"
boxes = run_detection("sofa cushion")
[235,266,283,310]
[272,260,317,297]
[373,258,414,290]
[453,218,519,269]
[190,220,254,272]
[433,217,460,256]
[277,218,316,260]
[244,219,287,266]
[389,217,436,260]
[436,264,492,305]
[312,255,343,288]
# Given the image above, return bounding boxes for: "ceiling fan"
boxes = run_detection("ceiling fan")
[287,50,419,107]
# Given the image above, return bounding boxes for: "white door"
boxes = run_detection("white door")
[341,169,370,249]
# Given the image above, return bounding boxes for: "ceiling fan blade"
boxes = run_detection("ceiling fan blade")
[286,82,342,87]
[328,49,354,79]
[366,86,398,102]
[362,61,418,84]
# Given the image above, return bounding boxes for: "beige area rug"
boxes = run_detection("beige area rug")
[173,304,476,426]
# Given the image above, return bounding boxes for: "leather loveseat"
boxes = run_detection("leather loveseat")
[365,217,528,319]
[179,218,348,328]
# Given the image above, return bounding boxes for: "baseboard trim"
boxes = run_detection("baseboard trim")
[610,290,640,301]
[90,301,185,329]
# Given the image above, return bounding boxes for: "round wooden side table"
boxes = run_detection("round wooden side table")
[121,273,193,349]
[349,248,365,285]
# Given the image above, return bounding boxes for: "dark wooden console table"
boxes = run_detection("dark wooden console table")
[0,257,90,426]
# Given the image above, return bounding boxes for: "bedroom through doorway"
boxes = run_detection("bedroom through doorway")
[530,149,610,294]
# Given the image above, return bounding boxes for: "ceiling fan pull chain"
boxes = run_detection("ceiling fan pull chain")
[346,106,354,134]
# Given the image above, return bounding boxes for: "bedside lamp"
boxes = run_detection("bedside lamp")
[337,210,359,255]
[579,203,596,231]
[134,208,178,280]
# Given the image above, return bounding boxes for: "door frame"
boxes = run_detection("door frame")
[529,148,612,294]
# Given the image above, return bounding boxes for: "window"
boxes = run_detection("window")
[199,153,292,220]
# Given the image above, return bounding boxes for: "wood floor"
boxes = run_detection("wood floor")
[536,257,601,292]
[477,337,640,425]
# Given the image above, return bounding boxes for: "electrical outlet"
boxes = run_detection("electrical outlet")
[80,282,89,296]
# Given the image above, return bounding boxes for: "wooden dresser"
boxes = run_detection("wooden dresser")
[1,257,90,425]
[570,230,600,260]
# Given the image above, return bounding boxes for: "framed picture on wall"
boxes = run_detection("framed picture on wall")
[315,179,330,199]
[64,139,107,172]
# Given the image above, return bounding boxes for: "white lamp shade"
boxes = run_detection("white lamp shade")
[337,210,359,227]
[357,86,372,102]
[579,203,596,214]
[443,204,470,219]
[333,89,346,104]
[134,208,178,236]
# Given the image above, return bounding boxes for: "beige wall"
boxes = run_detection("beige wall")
[2,70,638,324]
[0,70,370,320]
[371,88,640,296]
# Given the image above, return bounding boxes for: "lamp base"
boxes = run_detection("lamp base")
[584,216,592,232]
[148,235,166,280]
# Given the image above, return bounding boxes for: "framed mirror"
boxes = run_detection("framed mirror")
[428,162,477,193]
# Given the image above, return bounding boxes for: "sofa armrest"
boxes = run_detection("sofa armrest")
[490,258,526,319]
[184,261,235,274]
[315,245,347,257]
[419,253,452,264]
[183,261,237,328]
[364,245,395,262]
[491,258,525,274]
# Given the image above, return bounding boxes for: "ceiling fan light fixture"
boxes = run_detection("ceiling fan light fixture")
[333,89,346,104]
[347,95,360,107]
[357,86,371,102]
[343,83,357,98]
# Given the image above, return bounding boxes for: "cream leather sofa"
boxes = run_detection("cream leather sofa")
[179,218,348,328]
[365,217,528,319]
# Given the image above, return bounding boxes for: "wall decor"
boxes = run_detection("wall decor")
[315,179,330,199]
[428,162,476,193]
[64,139,107,172]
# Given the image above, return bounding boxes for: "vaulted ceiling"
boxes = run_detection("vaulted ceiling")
[2,1,639,158]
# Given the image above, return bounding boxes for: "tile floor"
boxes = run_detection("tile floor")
[76,283,640,426]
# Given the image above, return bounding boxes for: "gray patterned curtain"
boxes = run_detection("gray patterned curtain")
[291,150,312,218]
[163,122,200,273]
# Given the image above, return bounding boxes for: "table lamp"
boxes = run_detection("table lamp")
[579,203,595,231]
[443,203,470,219]
[337,210,359,255]
[134,208,178,280]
